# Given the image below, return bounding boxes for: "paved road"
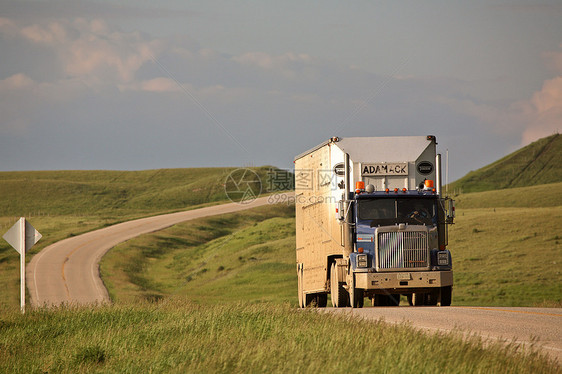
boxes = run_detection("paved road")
[327,306,562,363]
[27,194,288,307]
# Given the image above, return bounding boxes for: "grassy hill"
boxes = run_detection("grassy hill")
[449,134,561,193]
[0,167,278,217]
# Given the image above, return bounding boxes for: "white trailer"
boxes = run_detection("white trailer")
[295,136,455,308]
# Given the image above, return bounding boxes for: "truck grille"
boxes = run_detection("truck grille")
[377,231,429,270]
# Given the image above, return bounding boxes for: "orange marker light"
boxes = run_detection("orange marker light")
[424,180,434,188]
[356,181,365,191]
[358,247,364,253]
[394,188,399,193]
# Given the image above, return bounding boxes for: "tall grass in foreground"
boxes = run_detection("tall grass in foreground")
[0,300,558,374]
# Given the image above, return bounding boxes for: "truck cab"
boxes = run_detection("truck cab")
[344,187,454,307]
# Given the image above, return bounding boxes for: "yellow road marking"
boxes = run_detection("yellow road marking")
[61,238,98,300]
[59,221,153,300]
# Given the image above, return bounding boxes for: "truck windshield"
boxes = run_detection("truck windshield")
[357,198,436,226]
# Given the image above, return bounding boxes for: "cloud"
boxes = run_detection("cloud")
[520,76,562,144]
[20,21,68,44]
[7,18,161,83]
[519,45,562,144]
[139,77,182,93]
[0,73,35,90]
[233,52,312,70]
[119,77,181,93]
[435,44,562,146]
[0,17,18,35]
[1,17,338,100]
[232,52,314,79]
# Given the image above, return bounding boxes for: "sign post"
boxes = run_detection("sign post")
[3,218,42,313]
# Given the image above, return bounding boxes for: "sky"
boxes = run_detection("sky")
[0,1,561,181]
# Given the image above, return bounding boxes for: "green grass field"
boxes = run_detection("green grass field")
[450,182,562,306]
[451,206,561,306]
[0,301,558,373]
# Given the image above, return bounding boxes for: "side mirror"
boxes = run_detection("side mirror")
[337,200,345,221]
[447,199,455,222]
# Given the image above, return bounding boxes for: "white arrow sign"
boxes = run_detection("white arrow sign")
[2,217,42,313]
[3,218,42,254]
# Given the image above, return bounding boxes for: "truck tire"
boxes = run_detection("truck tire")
[304,293,327,308]
[316,294,328,308]
[426,290,439,306]
[348,272,364,308]
[439,286,452,306]
[330,263,349,307]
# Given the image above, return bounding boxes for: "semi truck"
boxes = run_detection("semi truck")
[295,135,455,308]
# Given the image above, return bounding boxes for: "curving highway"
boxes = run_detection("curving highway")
[27,194,286,307]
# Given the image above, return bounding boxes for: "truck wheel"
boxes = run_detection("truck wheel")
[426,290,439,306]
[330,263,349,307]
[439,286,452,306]
[305,293,315,307]
[316,294,328,308]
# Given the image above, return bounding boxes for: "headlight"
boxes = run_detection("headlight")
[437,251,449,266]
[357,254,368,268]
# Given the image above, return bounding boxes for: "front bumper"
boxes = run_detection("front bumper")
[355,270,453,290]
